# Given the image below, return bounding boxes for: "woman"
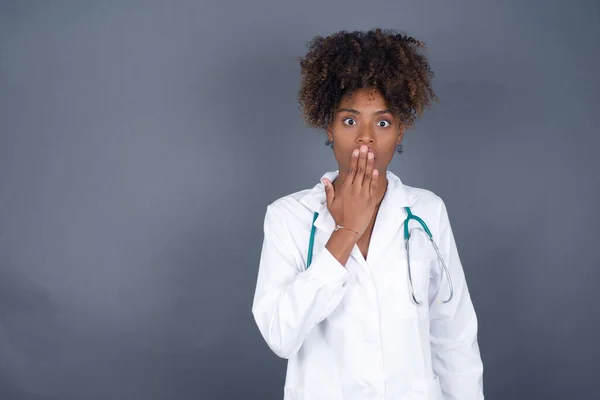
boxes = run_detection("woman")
[252,28,484,400]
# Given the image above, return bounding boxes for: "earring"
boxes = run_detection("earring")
[396,144,403,154]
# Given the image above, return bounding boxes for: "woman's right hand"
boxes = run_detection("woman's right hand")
[322,145,380,239]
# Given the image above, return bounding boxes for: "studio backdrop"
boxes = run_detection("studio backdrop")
[0,0,599,399]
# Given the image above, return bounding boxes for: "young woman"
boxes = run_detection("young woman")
[252,28,484,400]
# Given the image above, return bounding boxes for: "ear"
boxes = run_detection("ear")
[396,125,405,144]
[327,123,333,143]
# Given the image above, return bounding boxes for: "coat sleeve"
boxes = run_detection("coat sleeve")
[428,198,485,399]
[251,204,351,359]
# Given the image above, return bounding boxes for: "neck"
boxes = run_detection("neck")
[333,169,389,207]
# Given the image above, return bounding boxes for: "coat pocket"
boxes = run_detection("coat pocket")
[410,375,442,400]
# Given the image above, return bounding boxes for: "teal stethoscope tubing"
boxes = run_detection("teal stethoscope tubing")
[306,207,454,306]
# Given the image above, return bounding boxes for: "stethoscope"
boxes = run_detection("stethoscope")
[306,207,454,306]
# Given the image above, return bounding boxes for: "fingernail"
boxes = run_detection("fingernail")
[352,149,359,156]
[368,152,374,159]
[360,145,367,152]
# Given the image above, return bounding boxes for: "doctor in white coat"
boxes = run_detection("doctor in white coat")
[252,29,484,400]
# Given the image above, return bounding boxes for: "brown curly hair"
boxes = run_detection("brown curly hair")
[297,28,438,137]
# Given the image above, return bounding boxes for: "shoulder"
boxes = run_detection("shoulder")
[265,188,314,219]
[401,182,451,231]
[386,170,445,212]
[404,183,445,210]
[261,185,319,234]
[260,187,319,268]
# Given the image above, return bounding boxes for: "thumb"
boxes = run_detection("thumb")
[323,179,335,208]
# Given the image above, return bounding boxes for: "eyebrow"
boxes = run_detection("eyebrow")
[336,108,392,116]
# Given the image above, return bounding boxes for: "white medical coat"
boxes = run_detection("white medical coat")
[252,170,484,400]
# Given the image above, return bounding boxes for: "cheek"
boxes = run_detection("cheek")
[332,145,349,166]
[331,140,352,159]
[374,149,396,166]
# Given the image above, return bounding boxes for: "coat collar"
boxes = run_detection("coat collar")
[299,170,419,266]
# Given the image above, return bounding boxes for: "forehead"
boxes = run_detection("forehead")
[338,88,387,108]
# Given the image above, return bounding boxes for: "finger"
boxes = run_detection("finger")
[354,145,368,188]
[363,151,375,190]
[344,148,360,188]
[323,179,335,208]
[369,168,379,197]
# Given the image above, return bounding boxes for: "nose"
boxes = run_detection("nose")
[357,125,375,145]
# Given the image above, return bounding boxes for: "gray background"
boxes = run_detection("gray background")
[1,0,599,399]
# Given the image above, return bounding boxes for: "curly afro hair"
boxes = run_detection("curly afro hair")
[297,28,438,137]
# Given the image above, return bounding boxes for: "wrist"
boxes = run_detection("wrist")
[333,225,361,240]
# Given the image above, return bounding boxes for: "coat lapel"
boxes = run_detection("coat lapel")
[299,170,418,269]
[366,171,417,266]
